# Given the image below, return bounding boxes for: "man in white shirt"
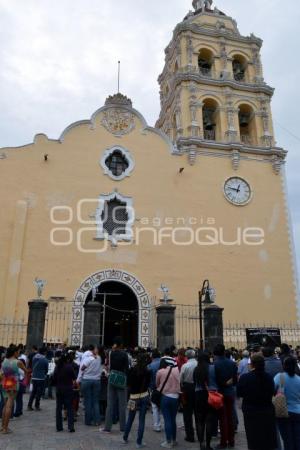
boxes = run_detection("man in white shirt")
[180,349,198,443]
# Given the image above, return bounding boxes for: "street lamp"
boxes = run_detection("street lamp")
[199,279,215,350]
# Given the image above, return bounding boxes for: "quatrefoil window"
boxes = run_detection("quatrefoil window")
[100,146,135,181]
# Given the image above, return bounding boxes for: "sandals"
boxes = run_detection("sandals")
[1,428,13,434]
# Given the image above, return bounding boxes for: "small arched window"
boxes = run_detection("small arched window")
[232,55,247,82]
[198,49,213,77]
[239,104,256,145]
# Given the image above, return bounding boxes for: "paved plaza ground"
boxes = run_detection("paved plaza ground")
[0,394,249,450]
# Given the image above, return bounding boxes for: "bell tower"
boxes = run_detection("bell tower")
[156,1,283,172]
[155,1,299,325]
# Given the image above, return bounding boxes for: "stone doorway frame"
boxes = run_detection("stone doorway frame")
[71,269,152,348]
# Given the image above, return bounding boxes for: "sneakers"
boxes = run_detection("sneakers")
[153,427,161,432]
[27,406,34,411]
[99,428,111,434]
[160,442,173,449]
[136,444,146,449]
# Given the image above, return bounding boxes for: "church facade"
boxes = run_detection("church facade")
[0,1,298,347]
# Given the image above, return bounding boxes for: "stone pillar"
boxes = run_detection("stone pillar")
[83,302,102,347]
[156,304,176,352]
[204,304,224,353]
[26,300,48,350]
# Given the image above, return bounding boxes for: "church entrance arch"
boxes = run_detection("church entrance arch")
[71,269,152,348]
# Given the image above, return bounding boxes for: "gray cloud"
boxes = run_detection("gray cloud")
[0,0,299,285]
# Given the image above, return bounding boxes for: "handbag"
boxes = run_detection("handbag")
[151,366,173,408]
[208,390,224,410]
[108,351,127,389]
[108,370,127,389]
[273,373,289,418]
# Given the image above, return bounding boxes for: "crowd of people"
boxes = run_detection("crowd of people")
[0,340,300,450]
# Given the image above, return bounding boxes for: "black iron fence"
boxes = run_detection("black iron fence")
[2,302,300,350]
[0,318,27,347]
[174,304,300,349]
[44,299,73,345]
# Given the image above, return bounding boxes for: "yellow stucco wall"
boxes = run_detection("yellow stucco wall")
[0,7,298,345]
[0,105,297,331]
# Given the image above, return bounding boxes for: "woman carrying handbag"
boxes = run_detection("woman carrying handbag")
[156,359,180,448]
[193,351,221,450]
[274,356,300,450]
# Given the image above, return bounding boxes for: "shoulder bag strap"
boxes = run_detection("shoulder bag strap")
[159,366,173,394]
[280,372,285,391]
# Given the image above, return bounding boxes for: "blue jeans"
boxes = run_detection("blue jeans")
[278,413,300,450]
[161,395,179,443]
[15,384,26,416]
[28,380,45,409]
[81,379,101,425]
[124,396,149,445]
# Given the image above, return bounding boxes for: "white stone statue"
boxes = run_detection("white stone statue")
[193,0,213,11]
[91,286,97,301]
[159,284,170,303]
[34,277,47,299]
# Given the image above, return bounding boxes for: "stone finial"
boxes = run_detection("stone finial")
[231,150,240,171]
[272,156,282,175]
[105,93,132,107]
[188,148,197,165]
[193,0,213,11]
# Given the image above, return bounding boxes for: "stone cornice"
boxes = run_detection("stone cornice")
[176,137,287,159]
[172,21,263,48]
[156,73,274,126]
[168,72,273,96]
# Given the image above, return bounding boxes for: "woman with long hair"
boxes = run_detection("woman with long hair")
[53,353,76,432]
[193,351,218,450]
[1,345,27,434]
[237,353,277,450]
[274,356,300,450]
[123,352,151,448]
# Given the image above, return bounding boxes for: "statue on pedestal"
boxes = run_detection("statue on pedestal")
[34,277,47,300]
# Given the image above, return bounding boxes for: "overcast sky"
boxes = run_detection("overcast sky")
[0,0,299,286]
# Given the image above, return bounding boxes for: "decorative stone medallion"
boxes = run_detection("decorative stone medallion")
[102,108,135,137]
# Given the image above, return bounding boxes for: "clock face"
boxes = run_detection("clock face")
[224,177,252,206]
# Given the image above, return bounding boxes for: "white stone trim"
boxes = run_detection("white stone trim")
[100,145,135,181]
[70,269,152,348]
[94,191,134,243]
[281,167,300,322]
